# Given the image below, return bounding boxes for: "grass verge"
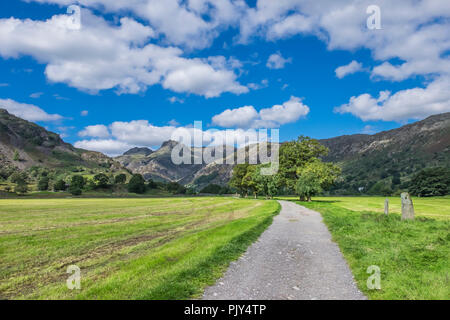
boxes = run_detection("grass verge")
[295,200,449,300]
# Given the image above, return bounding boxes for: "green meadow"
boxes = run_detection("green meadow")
[0,197,280,299]
[293,196,449,300]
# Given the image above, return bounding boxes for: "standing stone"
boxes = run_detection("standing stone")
[384,198,389,215]
[401,192,415,220]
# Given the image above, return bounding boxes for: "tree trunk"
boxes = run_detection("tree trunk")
[307,196,312,202]
[300,196,306,201]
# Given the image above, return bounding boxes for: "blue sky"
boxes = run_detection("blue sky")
[0,1,449,155]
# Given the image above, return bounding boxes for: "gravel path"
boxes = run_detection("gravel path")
[202,200,366,300]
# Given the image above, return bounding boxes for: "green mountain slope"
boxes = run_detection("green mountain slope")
[0,108,124,177]
[320,112,450,194]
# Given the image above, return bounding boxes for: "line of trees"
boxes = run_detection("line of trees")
[229,136,341,201]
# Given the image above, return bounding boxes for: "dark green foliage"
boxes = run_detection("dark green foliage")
[10,172,28,184]
[166,182,186,194]
[69,185,82,196]
[194,172,219,185]
[114,174,127,184]
[229,164,249,196]
[200,184,221,194]
[14,182,28,194]
[38,176,49,191]
[147,179,157,189]
[409,167,450,197]
[128,174,146,194]
[93,173,109,188]
[53,179,67,192]
[70,175,85,190]
[368,181,393,196]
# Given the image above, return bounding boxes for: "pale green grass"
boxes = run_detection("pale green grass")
[0,197,280,300]
[279,196,450,219]
[290,198,450,300]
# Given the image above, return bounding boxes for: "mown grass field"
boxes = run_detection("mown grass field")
[293,197,449,300]
[0,197,280,300]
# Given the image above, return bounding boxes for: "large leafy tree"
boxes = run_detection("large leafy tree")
[114,174,127,184]
[93,173,109,188]
[128,174,146,194]
[409,167,450,197]
[251,164,280,199]
[296,160,341,201]
[278,136,329,191]
[38,176,49,191]
[229,164,250,197]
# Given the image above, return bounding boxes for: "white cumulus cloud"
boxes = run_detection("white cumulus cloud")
[335,60,364,79]
[0,98,62,122]
[78,124,110,138]
[0,9,247,97]
[266,52,292,69]
[335,77,450,122]
[212,96,309,128]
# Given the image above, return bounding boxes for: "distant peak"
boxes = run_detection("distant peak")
[160,140,179,149]
[123,147,153,156]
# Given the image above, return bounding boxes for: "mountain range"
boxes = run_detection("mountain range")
[1,107,449,193]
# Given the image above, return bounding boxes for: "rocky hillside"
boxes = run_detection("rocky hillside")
[0,108,123,173]
[116,112,450,193]
[115,142,275,189]
[320,112,450,193]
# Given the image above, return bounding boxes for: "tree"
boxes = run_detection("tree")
[229,164,249,197]
[278,136,329,191]
[38,176,49,191]
[249,164,280,199]
[242,165,258,198]
[409,167,450,197]
[296,171,322,202]
[69,185,82,196]
[296,160,341,201]
[200,184,223,194]
[14,182,28,194]
[70,175,85,190]
[128,174,146,194]
[166,182,186,194]
[54,179,67,192]
[10,172,28,184]
[114,174,127,184]
[93,173,109,188]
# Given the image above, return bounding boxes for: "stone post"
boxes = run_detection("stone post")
[401,192,415,220]
[384,198,389,215]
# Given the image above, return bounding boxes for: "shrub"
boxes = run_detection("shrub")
[114,174,127,184]
[93,173,109,188]
[70,175,85,190]
[14,182,28,194]
[409,167,450,197]
[54,179,67,192]
[128,174,146,194]
[38,177,49,191]
[69,185,82,196]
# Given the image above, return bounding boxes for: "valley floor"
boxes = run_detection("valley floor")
[0,197,279,299]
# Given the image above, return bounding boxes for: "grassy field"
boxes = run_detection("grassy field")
[0,197,280,299]
[311,196,450,220]
[293,197,449,300]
